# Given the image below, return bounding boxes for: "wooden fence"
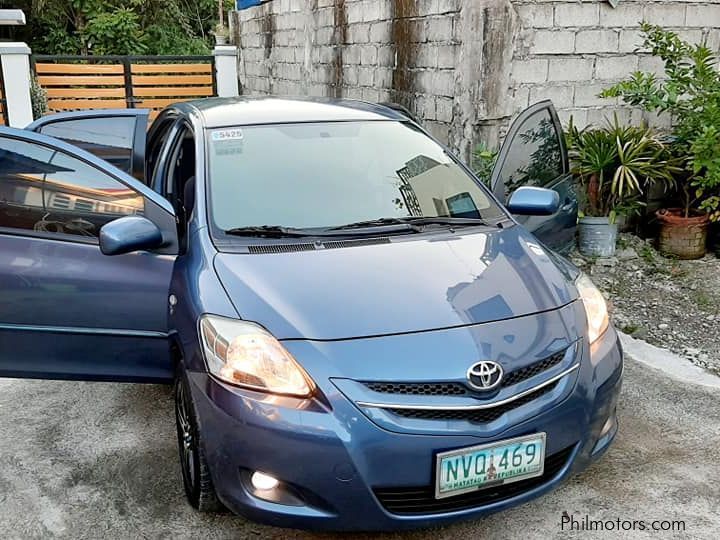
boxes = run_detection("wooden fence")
[32,55,217,120]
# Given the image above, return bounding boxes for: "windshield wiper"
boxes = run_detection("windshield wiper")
[329,216,501,231]
[406,216,495,225]
[327,217,423,232]
[225,217,500,238]
[224,225,317,238]
[224,222,421,238]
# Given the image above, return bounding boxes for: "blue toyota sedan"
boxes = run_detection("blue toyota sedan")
[0,98,621,531]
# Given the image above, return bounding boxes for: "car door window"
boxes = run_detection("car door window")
[165,127,195,204]
[36,117,137,174]
[146,117,177,188]
[0,137,144,240]
[494,108,565,201]
[163,125,196,249]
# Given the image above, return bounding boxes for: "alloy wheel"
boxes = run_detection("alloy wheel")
[175,376,198,496]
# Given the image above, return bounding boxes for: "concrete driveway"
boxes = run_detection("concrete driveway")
[0,356,718,540]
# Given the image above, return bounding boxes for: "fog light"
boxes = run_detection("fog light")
[251,471,279,491]
[599,414,616,437]
[592,410,619,456]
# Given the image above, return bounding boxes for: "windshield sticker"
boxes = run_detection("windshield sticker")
[212,128,244,141]
[212,129,245,155]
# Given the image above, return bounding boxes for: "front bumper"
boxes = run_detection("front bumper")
[188,327,622,531]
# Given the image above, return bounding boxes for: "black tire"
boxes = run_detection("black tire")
[174,371,223,512]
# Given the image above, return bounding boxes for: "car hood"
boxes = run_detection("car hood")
[213,226,578,341]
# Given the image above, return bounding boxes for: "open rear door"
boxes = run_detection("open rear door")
[26,109,150,182]
[490,101,577,253]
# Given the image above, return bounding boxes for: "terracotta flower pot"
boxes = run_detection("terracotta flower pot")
[656,208,710,260]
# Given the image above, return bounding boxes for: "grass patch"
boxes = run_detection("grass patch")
[639,244,657,265]
[621,324,639,334]
[694,290,713,309]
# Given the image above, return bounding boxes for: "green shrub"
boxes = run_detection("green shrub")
[84,8,147,55]
[471,143,498,187]
[29,75,48,120]
[602,23,720,221]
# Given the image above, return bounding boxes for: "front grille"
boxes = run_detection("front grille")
[373,444,575,515]
[501,349,565,388]
[385,380,559,423]
[364,381,468,396]
[362,348,568,397]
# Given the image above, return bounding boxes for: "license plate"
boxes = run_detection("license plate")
[435,433,546,499]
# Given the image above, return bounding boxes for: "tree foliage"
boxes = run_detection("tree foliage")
[14,0,233,55]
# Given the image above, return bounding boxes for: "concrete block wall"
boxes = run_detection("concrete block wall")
[233,0,720,158]
[512,1,720,129]
[234,0,465,146]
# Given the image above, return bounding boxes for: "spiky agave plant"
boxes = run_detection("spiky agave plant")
[568,115,681,222]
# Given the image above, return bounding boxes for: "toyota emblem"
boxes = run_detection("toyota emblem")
[467,361,504,391]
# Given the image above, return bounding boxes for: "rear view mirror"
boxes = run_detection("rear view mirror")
[99,216,163,256]
[507,186,560,216]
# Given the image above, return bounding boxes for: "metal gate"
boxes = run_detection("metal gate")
[32,55,217,119]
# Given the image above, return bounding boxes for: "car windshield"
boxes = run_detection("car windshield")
[207,120,505,233]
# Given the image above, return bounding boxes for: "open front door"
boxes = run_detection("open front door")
[0,127,176,382]
[26,109,150,182]
[490,101,577,252]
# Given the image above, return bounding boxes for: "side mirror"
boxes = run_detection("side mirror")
[99,216,164,256]
[507,186,560,216]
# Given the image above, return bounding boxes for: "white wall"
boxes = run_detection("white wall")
[1,43,34,128]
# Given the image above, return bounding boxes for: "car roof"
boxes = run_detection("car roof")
[172,97,409,128]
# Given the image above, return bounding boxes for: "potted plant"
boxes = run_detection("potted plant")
[602,23,720,259]
[212,23,229,45]
[567,115,679,257]
[213,0,230,45]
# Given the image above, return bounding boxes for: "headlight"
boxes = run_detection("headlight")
[575,274,609,344]
[199,315,314,397]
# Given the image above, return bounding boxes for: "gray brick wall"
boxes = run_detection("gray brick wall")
[513,0,720,129]
[232,0,720,158]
